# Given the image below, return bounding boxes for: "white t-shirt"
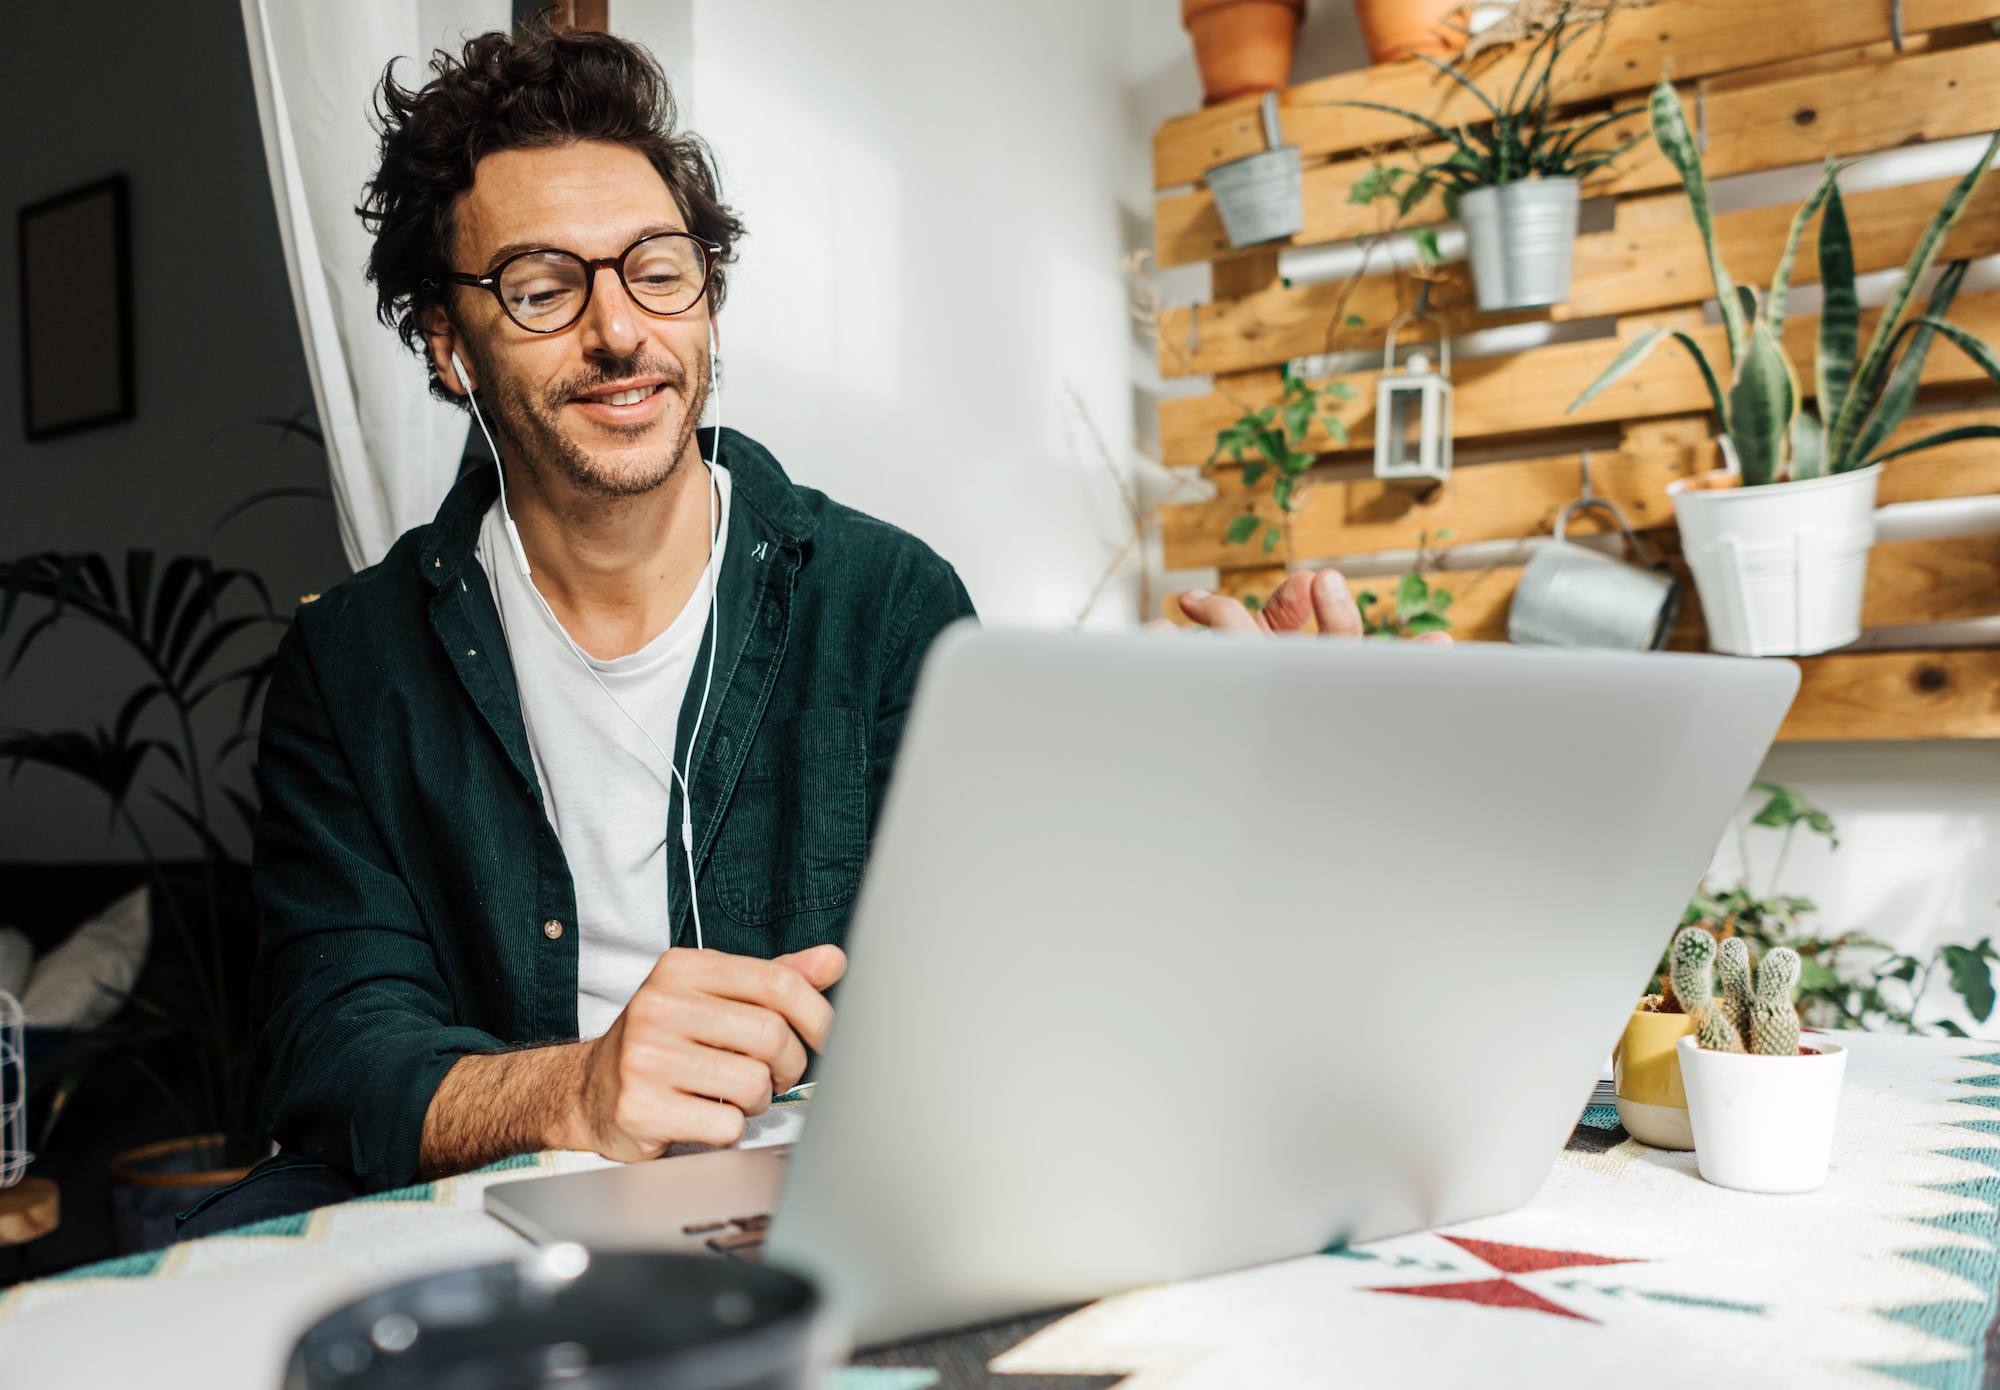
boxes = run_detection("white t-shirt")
[475,466,731,1039]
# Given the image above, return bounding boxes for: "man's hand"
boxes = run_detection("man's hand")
[418,943,846,1177]
[1177,569,1450,642]
[566,944,847,1161]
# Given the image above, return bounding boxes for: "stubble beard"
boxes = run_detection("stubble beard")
[484,347,711,502]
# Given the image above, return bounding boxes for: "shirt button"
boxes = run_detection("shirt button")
[542,919,564,940]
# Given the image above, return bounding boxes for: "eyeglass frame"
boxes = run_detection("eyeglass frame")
[427,230,722,334]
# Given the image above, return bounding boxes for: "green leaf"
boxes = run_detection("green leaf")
[1647,76,1745,363]
[1567,329,1726,428]
[1241,460,1268,487]
[1846,261,1970,470]
[1404,612,1451,635]
[1768,160,1851,336]
[1430,587,1454,611]
[1937,1019,1971,1038]
[1225,514,1261,545]
[1830,126,2000,464]
[1815,183,1860,448]
[1726,320,1796,487]
[1332,101,1483,164]
[1790,410,1826,481]
[1395,571,1429,613]
[1343,315,1365,330]
[1262,526,1282,555]
[1943,944,1997,1022]
[1242,594,1263,612]
[1432,528,1456,542]
[1327,380,1358,401]
[1273,476,1294,511]
[1284,450,1316,475]
[1323,417,1350,446]
[1411,228,1442,268]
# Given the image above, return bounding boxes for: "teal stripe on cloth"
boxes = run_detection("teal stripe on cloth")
[215,1213,314,1239]
[1579,1103,1619,1129]
[830,1370,942,1389]
[49,1249,168,1281]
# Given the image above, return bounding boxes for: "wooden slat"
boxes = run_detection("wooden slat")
[1155,41,2000,268]
[1167,535,2000,643]
[1777,649,2000,739]
[1164,407,2000,570]
[1159,286,2000,468]
[1151,0,2000,189]
[1159,174,2000,379]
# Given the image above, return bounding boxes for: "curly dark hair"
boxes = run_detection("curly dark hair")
[358,24,745,406]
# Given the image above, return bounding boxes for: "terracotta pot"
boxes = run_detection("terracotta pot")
[1182,0,1305,107]
[1353,0,1468,65]
[107,1133,253,1253]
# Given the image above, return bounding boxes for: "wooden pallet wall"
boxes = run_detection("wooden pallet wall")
[1152,0,2000,741]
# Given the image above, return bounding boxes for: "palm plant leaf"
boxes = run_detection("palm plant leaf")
[1567,327,1728,427]
[1648,75,1747,363]
[0,726,173,815]
[1846,261,1971,469]
[1815,183,1860,439]
[1829,127,2000,462]
[1728,320,1798,486]
[1546,103,1646,162]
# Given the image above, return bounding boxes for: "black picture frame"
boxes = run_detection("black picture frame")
[19,174,134,442]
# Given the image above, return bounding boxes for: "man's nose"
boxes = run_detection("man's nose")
[579,263,642,359]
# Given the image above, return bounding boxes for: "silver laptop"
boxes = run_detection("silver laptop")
[488,626,1797,1346]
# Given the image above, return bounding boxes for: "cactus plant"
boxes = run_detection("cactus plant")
[1751,948,1803,1056]
[1671,927,1808,1055]
[1671,928,1743,1053]
[1717,936,1753,1044]
[1565,75,2000,486]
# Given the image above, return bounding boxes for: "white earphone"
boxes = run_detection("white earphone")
[449,321,724,950]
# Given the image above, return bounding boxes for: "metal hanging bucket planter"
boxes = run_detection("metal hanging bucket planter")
[1457,176,1581,312]
[1508,458,1683,651]
[1205,92,1303,250]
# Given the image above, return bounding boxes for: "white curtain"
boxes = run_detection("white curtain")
[240,0,506,573]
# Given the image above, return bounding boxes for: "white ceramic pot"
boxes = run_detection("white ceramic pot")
[1667,464,1882,656]
[1676,1034,1847,1193]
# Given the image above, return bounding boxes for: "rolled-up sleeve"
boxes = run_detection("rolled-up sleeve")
[251,615,502,1190]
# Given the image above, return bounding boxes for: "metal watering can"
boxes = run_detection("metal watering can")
[1508,458,1683,651]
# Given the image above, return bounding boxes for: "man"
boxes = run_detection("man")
[187,24,1371,1233]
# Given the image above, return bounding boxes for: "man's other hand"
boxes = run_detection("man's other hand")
[568,944,847,1161]
[1176,569,1450,642]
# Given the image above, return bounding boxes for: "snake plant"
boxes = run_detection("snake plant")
[1566,74,2000,487]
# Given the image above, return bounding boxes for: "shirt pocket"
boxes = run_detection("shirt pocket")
[714,706,868,926]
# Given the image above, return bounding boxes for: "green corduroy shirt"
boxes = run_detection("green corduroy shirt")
[250,428,976,1191]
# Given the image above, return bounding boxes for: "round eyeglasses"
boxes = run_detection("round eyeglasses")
[436,231,718,333]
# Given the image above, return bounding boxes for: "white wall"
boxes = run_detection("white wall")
[621,0,1179,628]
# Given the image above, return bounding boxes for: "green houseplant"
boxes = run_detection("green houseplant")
[1566,74,2000,656]
[1,548,287,1238]
[1342,4,1648,310]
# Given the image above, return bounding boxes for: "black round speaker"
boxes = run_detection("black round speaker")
[283,1248,832,1389]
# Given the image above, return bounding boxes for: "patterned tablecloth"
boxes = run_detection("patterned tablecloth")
[4,1032,1999,1388]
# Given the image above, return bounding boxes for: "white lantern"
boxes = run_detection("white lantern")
[1374,320,1453,485]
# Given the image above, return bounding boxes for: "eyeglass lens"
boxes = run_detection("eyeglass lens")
[497,236,707,329]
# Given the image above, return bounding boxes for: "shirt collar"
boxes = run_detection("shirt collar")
[417,426,816,593]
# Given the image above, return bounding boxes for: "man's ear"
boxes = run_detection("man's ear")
[423,305,471,396]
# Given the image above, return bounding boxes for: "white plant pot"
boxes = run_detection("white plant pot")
[1676,1035,1847,1194]
[1667,464,1882,656]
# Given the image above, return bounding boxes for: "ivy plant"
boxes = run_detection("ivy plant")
[1211,362,1359,553]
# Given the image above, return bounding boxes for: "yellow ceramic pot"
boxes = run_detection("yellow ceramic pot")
[1614,1009,1697,1149]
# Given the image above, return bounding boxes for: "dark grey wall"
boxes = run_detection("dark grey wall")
[0,2,349,862]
